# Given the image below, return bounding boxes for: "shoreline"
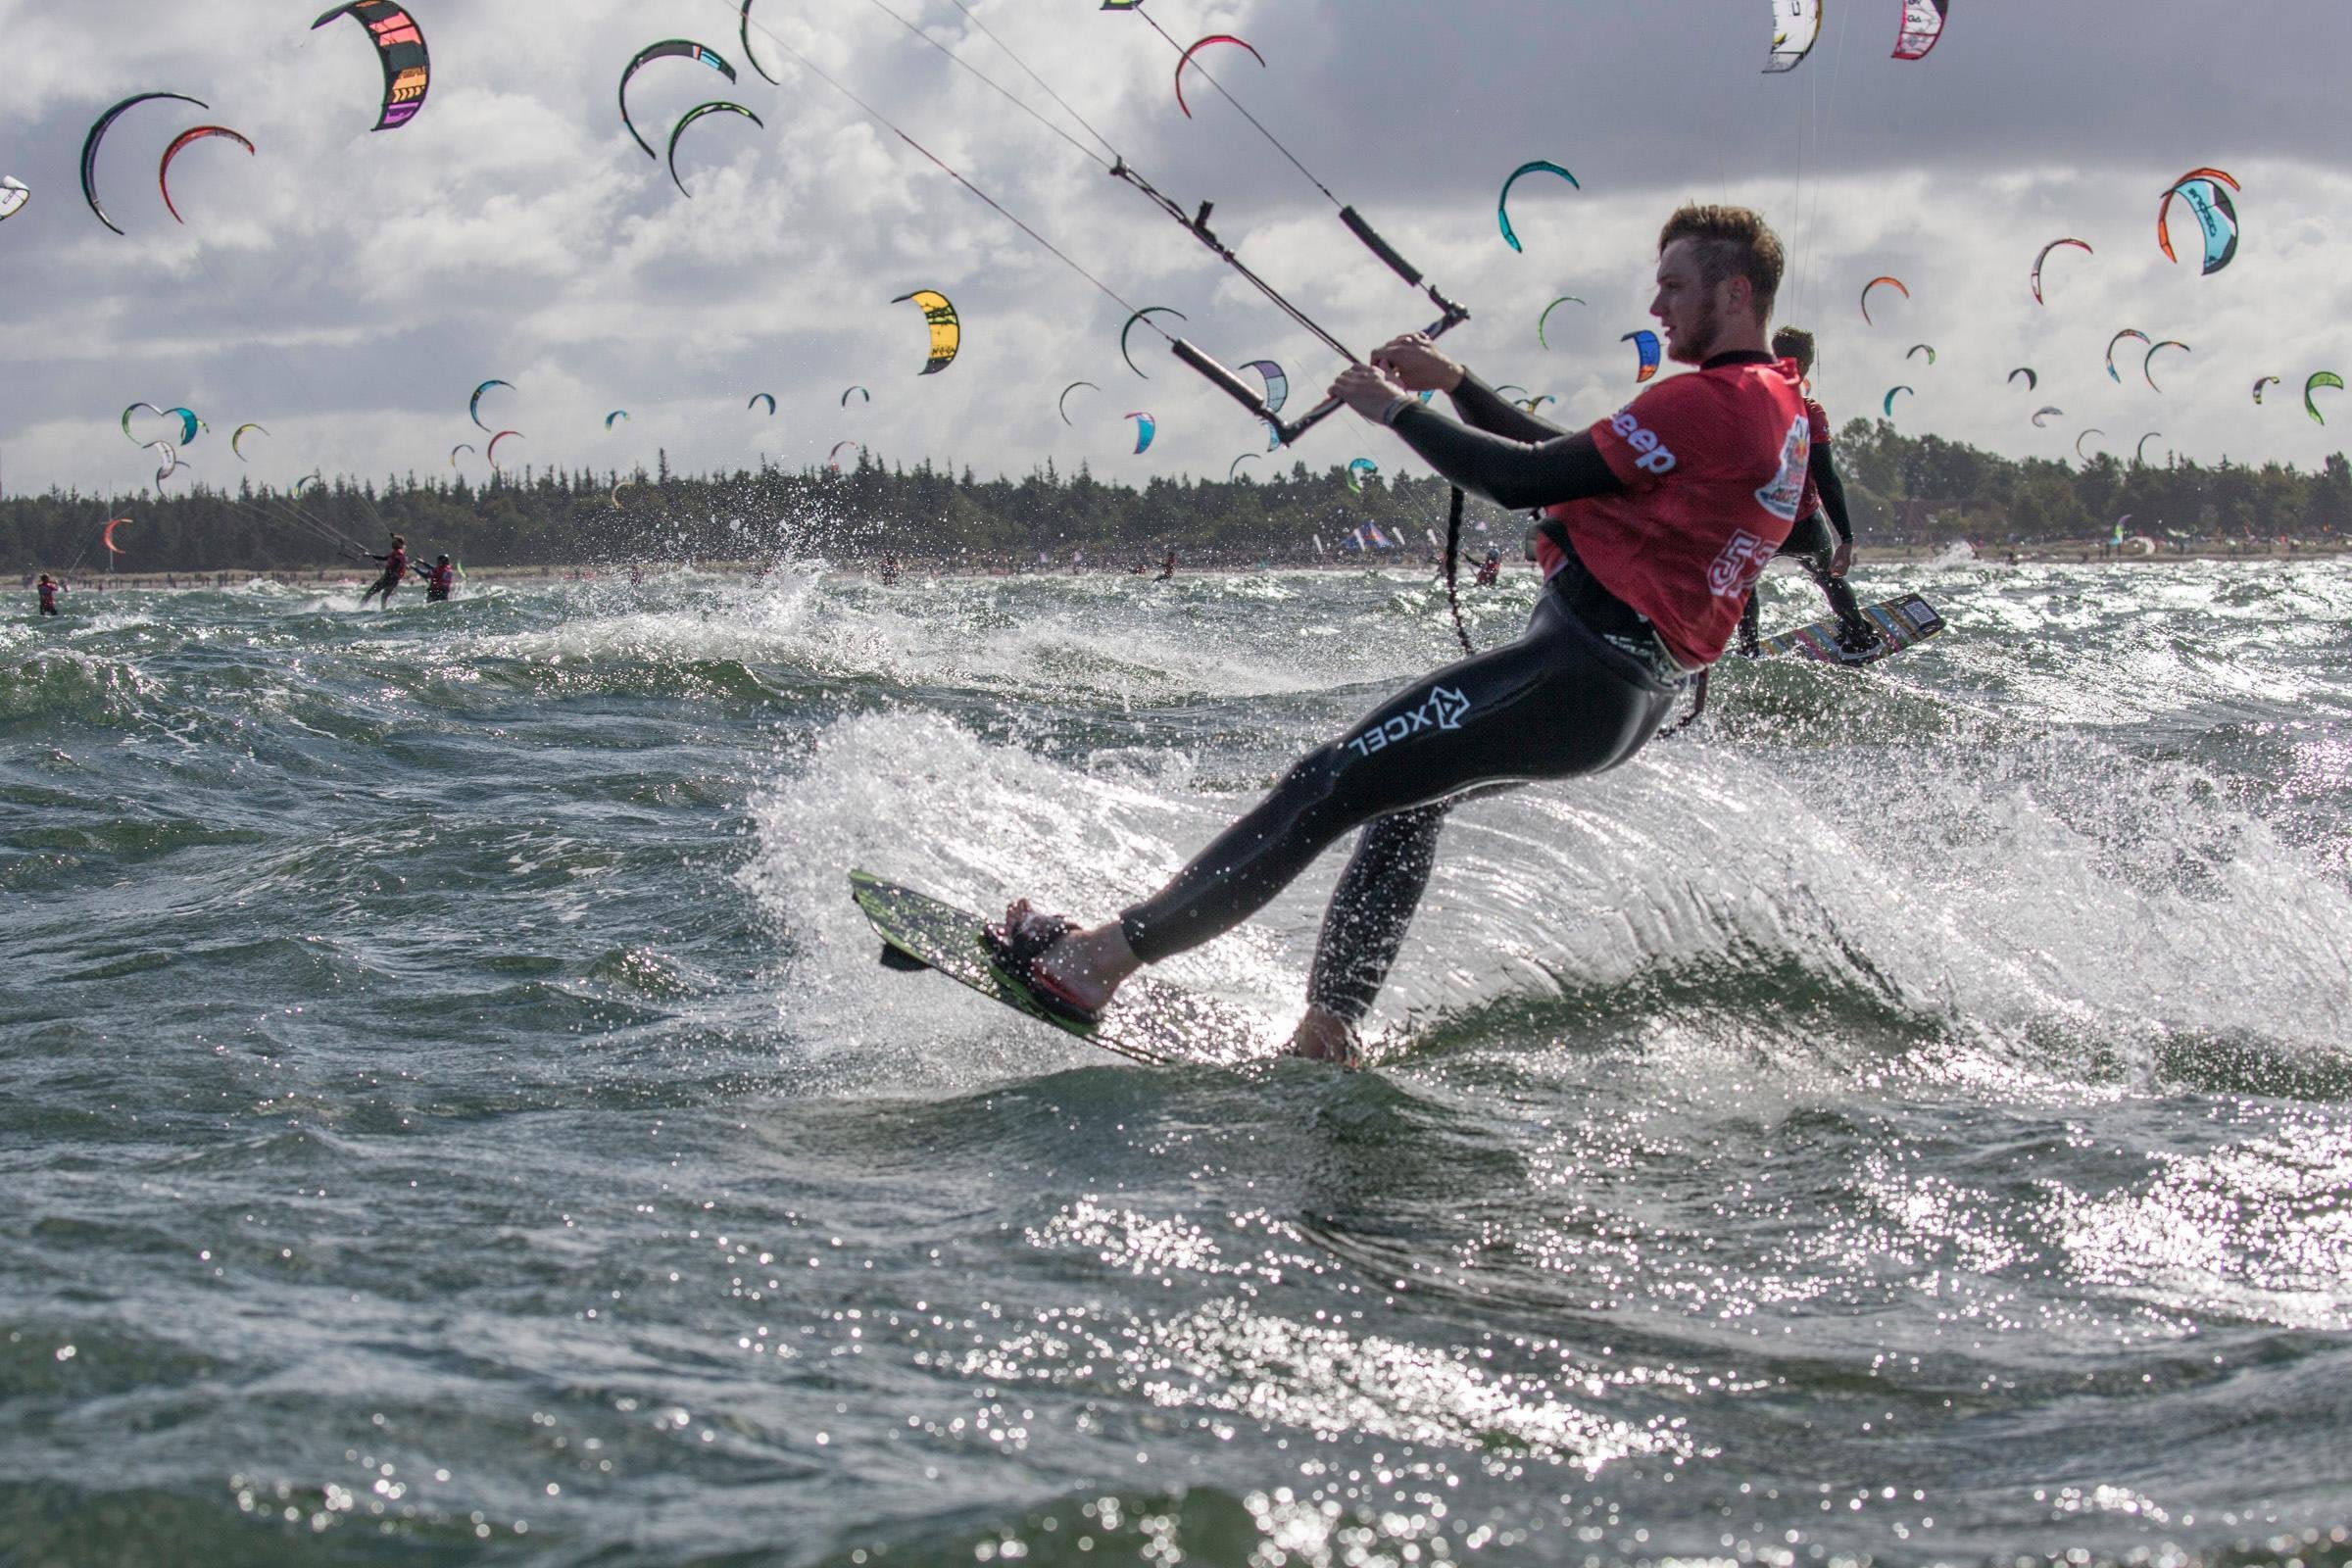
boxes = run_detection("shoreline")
[23,537,2348,595]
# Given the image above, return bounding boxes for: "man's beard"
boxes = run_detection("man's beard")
[1668,296,1718,365]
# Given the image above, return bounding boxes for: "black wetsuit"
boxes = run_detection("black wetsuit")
[1112,370,1707,1024]
[361,548,410,606]
[1737,443,1870,655]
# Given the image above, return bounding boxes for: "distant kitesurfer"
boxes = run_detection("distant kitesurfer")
[988,205,1812,1067]
[1157,549,1176,581]
[1735,327,1880,658]
[360,534,413,607]
[420,554,457,603]
[36,572,63,616]
[1474,549,1501,588]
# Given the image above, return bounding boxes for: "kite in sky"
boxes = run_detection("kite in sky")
[1893,0,1951,61]
[469,380,514,432]
[621,41,737,160]
[2105,329,2151,383]
[312,3,430,131]
[2030,238,2091,305]
[2158,175,2240,275]
[1538,296,1584,349]
[1497,161,1578,253]
[894,290,961,375]
[1622,330,1661,384]
[2143,339,2191,392]
[159,126,255,225]
[1765,0,1822,73]
[1860,275,1908,324]
[667,102,763,197]
[2308,372,2344,425]
[1173,35,1262,119]
[1239,361,1289,415]
[1119,306,1184,378]
[82,92,207,234]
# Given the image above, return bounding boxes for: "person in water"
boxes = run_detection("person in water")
[1157,548,1177,581]
[420,554,457,603]
[36,572,63,616]
[988,203,1813,1066]
[1473,548,1502,588]
[360,534,414,607]
[1735,326,1880,658]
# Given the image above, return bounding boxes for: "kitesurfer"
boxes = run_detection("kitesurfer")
[989,205,1811,1066]
[1735,327,1880,658]
[36,572,63,616]
[359,534,414,607]
[420,554,457,603]
[1474,549,1502,588]
[1157,549,1177,581]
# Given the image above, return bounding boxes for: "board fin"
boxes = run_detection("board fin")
[877,943,930,972]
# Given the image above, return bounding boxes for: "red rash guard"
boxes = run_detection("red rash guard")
[1537,356,1811,667]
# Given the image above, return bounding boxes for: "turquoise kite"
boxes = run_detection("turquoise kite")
[1497,161,1577,253]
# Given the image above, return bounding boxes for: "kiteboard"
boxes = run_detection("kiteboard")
[849,870,1271,1068]
[1757,592,1945,666]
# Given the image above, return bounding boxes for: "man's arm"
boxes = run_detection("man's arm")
[1812,445,1856,573]
[1448,372,1573,444]
[1381,404,1624,513]
[1812,445,1852,544]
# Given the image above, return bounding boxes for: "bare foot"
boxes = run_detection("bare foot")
[1285,1006,1363,1069]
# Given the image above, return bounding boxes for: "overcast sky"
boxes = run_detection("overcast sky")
[2,0,2347,502]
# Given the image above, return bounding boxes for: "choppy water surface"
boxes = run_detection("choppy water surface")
[4,558,2350,1568]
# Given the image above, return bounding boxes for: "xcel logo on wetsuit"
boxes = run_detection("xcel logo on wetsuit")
[1345,685,1473,759]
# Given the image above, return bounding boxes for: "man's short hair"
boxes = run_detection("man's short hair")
[1771,326,1816,372]
[1658,204,1785,323]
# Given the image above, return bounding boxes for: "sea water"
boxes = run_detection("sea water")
[3,559,2348,1566]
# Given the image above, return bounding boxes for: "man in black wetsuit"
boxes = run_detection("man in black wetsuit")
[988,205,1815,1065]
[359,534,414,607]
[1735,327,1879,657]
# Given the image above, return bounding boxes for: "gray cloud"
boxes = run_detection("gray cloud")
[1,0,2345,504]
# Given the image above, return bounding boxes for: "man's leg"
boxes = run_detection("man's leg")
[1030,594,1673,1014]
[1800,555,1876,648]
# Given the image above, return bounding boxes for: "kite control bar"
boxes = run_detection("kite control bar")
[1338,206,1471,328]
[1111,164,1474,448]
[1174,294,1470,449]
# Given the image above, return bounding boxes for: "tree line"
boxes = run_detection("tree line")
[6,422,2347,577]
